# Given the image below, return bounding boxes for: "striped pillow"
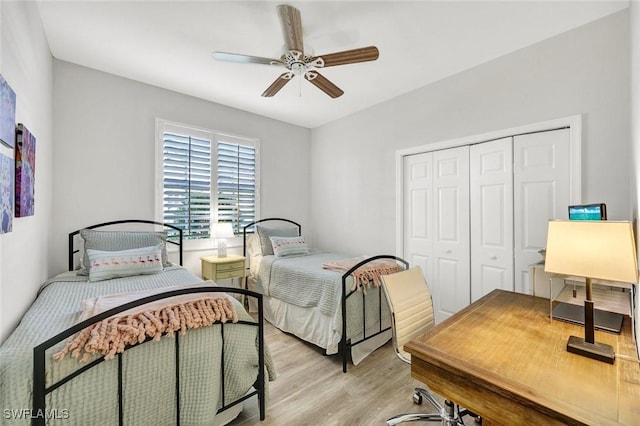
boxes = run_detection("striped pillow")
[86,244,164,282]
[269,236,309,258]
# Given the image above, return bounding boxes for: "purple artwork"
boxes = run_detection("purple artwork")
[0,74,16,148]
[0,153,14,233]
[15,124,36,217]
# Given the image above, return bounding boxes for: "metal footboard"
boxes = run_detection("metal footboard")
[242,218,409,373]
[340,255,409,373]
[32,286,265,426]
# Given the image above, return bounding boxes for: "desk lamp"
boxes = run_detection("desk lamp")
[544,220,638,364]
[212,222,235,257]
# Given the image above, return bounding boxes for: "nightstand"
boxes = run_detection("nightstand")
[200,254,246,301]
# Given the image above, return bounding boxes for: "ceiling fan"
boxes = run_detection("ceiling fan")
[212,4,379,98]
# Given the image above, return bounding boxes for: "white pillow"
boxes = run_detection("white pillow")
[269,236,309,258]
[78,229,170,276]
[246,233,263,257]
[86,244,164,282]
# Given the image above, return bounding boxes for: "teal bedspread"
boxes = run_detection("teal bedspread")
[256,252,391,353]
[0,267,274,425]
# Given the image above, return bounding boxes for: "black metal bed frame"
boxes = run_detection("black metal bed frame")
[68,219,184,271]
[338,254,408,372]
[33,220,266,425]
[242,218,408,373]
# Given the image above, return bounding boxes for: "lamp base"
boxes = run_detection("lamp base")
[217,240,228,257]
[566,335,615,364]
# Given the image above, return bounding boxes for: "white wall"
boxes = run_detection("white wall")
[629,0,639,353]
[51,60,311,276]
[0,2,633,349]
[310,10,630,257]
[0,2,53,343]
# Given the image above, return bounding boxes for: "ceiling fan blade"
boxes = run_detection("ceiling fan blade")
[313,46,379,68]
[304,71,344,98]
[278,4,304,54]
[262,72,294,97]
[212,51,283,66]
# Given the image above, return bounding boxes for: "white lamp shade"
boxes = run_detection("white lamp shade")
[212,222,235,239]
[544,220,639,284]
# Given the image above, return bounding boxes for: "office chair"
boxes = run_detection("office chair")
[381,266,480,426]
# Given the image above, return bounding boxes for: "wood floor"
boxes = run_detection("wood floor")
[229,321,450,426]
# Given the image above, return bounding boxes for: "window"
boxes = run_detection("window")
[217,142,258,233]
[156,120,259,245]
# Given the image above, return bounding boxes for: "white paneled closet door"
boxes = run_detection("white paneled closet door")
[470,138,514,302]
[433,146,470,322]
[401,124,573,321]
[402,152,434,282]
[513,129,570,294]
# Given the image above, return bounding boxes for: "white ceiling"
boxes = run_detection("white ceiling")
[37,1,628,128]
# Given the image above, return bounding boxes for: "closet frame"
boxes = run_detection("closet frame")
[395,115,582,320]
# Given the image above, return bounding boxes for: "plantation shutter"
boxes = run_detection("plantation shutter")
[217,142,256,234]
[162,132,212,239]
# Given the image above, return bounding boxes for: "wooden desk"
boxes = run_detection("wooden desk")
[405,290,640,425]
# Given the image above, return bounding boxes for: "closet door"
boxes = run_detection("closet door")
[513,129,570,294]
[433,146,470,322]
[470,138,514,302]
[402,152,434,282]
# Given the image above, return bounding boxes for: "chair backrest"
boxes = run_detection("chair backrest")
[381,266,435,363]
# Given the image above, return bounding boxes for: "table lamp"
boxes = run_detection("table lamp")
[212,222,235,257]
[544,220,638,364]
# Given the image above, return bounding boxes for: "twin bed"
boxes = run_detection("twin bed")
[243,218,408,372]
[0,220,272,426]
[0,217,407,425]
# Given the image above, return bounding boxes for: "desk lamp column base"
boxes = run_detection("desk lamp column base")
[567,335,615,364]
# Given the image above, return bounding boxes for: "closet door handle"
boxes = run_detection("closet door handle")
[490,255,497,260]
[445,249,452,254]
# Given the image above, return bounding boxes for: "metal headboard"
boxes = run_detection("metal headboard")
[242,217,302,257]
[68,219,183,271]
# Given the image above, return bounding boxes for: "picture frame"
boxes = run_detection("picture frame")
[0,74,17,149]
[0,152,14,233]
[15,123,36,217]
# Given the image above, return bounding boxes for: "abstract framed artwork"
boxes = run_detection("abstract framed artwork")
[15,123,36,217]
[0,73,17,148]
[0,152,14,233]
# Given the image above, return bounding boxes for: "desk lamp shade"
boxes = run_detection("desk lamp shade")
[545,220,638,363]
[212,222,235,257]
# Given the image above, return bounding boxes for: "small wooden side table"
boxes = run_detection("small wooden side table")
[200,254,246,301]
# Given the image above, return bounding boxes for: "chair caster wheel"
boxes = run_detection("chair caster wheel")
[412,392,422,405]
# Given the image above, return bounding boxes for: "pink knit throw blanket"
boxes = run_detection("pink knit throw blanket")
[54,282,238,362]
[322,257,401,291]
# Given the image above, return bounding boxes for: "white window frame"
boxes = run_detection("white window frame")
[155,119,261,251]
